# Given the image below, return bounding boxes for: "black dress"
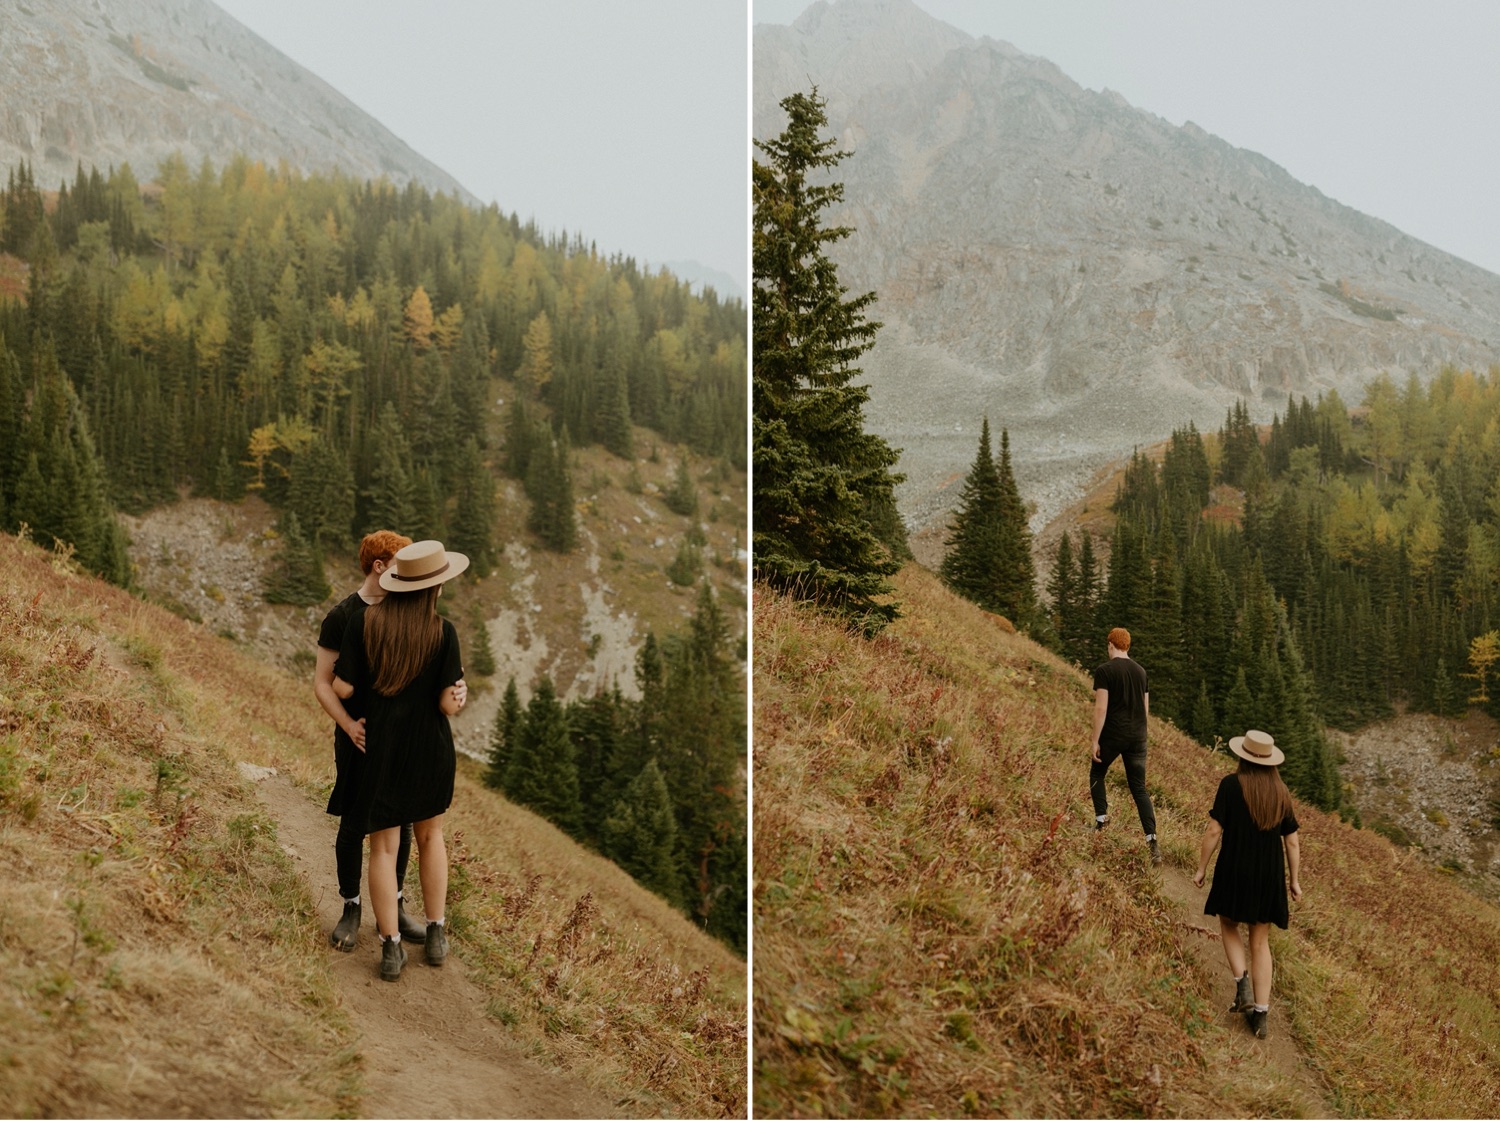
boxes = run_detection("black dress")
[1203,772,1299,928]
[337,616,463,834]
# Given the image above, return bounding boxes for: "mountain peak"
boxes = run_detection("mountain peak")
[0,0,472,198]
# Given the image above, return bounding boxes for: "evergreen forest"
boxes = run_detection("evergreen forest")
[0,157,746,585]
[486,582,746,953]
[0,156,747,951]
[948,370,1500,818]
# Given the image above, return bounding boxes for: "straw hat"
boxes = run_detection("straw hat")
[377,539,469,592]
[1228,729,1285,767]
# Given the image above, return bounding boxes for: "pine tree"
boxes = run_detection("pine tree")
[450,438,497,574]
[569,690,626,842]
[288,437,354,552]
[467,608,496,677]
[262,512,330,606]
[1068,533,1101,667]
[1045,530,1077,656]
[939,417,1003,610]
[600,759,683,907]
[364,402,418,536]
[485,677,523,790]
[664,455,698,516]
[993,429,1037,625]
[503,676,582,836]
[753,88,904,634]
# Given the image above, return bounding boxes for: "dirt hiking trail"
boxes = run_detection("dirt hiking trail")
[1156,861,1334,1116]
[247,770,619,1120]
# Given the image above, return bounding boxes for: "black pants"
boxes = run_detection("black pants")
[336,818,413,901]
[1089,739,1157,836]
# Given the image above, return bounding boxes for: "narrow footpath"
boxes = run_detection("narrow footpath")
[1156,862,1334,1117]
[245,768,619,1120]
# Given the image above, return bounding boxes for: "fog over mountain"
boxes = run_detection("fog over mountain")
[755,0,1500,532]
[0,0,473,201]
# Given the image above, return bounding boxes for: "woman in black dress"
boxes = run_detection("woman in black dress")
[1191,729,1303,1039]
[335,540,467,982]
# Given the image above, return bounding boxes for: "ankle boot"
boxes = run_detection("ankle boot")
[379,937,407,982]
[1245,1008,1268,1038]
[397,898,427,943]
[425,921,448,967]
[1228,972,1252,1013]
[329,900,360,952]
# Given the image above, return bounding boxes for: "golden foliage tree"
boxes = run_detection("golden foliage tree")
[403,285,434,349]
[520,310,555,398]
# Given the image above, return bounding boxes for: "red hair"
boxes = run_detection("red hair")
[359,530,412,575]
[1107,626,1131,652]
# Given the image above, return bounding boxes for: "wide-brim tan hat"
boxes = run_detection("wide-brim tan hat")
[378,539,470,592]
[1228,729,1285,767]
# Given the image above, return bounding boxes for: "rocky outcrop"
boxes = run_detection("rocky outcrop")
[0,0,472,201]
[755,0,1500,531]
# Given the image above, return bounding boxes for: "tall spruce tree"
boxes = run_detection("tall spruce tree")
[752,88,904,633]
[993,429,1038,626]
[940,417,1004,610]
[485,677,523,790]
[263,512,329,606]
[502,676,582,837]
[600,759,683,907]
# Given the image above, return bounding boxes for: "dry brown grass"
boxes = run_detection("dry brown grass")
[753,565,1500,1118]
[0,531,746,1118]
[0,537,359,1117]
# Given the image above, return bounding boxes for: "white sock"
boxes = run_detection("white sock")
[345,896,360,906]
[1146,834,1157,842]
[1252,1003,1267,1012]
[430,917,445,926]
[1096,814,1108,823]
[384,932,401,944]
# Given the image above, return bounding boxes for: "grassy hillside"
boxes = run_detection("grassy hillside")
[0,530,745,1118]
[753,565,1500,1118]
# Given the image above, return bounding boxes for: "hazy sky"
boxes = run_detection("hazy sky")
[214,0,748,293]
[754,0,1500,278]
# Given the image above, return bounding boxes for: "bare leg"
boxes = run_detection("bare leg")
[1218,915,1247,978]
[1248,922,1273,1006]
[413,815,447,923]
[368,827,401,937]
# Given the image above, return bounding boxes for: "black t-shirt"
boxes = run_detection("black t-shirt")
[319,591,374,734]
[1093,656,1149,745]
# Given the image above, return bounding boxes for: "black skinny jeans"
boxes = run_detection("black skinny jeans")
[1089,739,1157,836]
[336,818,413,901]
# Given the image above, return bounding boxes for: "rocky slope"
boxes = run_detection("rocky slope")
[1335,710,1500,901]
[0,0,471,199]
[755,0,1500,532]
[119,428,748,765]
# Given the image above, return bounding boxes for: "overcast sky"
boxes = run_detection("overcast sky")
[214,0,748,294]
[754,0,1500,278]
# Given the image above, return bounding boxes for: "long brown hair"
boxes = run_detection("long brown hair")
[1236,757,1293,831]
[364,587,442,696]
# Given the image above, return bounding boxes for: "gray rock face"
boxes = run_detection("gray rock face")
[755,0,1500,531]
[0,0,473,202]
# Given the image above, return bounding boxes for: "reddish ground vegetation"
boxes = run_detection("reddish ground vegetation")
[754,566,1500,1118]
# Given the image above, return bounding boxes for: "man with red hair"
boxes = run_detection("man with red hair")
[1089,626,1160,865]
[314,530,452,950]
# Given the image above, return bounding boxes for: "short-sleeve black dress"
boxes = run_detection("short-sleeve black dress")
[337,616,463,834]
[1203,772,1299,928]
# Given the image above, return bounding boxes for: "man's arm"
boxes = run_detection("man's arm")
[1143,691,1150,725]
[1285,831,1302,902]
[1091,689,1108,762]
[314,646,365,749]
[1192,818,1223,888]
